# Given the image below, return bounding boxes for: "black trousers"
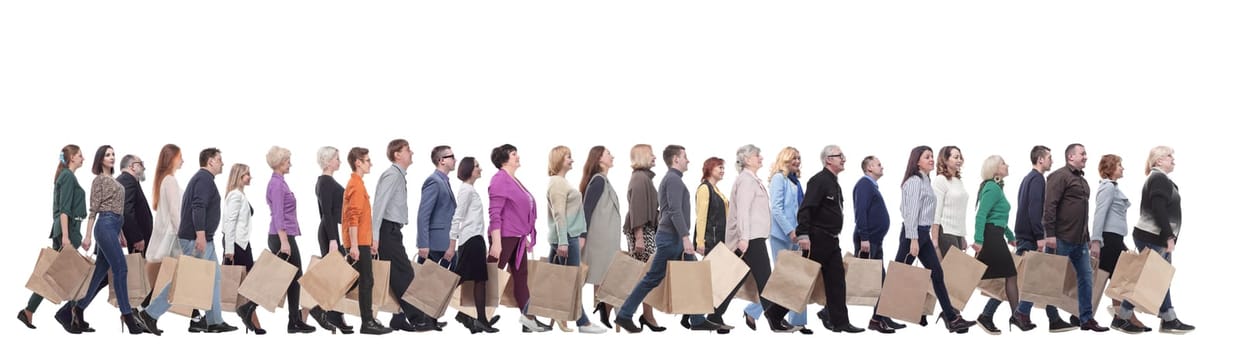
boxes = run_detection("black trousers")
[378,220,428,323]
[767,233,849,326]
[268,235,304,320]
[351,246,375,322]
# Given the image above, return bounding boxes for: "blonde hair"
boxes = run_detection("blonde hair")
[547,145,571,176]
[768,146,800,180]
[226,163,250,193]
[735,144,761,172]
[1145,145,1174,175]
[266,146,291,170]
[979,155,1004,181]
[316,146,338,171]
[630,144,654,170]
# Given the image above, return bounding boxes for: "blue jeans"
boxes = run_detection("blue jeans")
[1057,240,1096,322]
[744,237,806,326]
[75,212,132,315]
[1118,241,1176,321]
[146,238,224,325]
[549,237,593,326]
[618,231,706,326]
[894,225,957,320]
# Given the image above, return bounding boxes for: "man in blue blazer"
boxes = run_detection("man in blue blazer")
[418,145,458,266]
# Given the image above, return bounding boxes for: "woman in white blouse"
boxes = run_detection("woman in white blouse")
[221,163,263,334]
[932,145,968,257]
[145,144,183,290]
[450,157,499,333]
[731,145,792,332]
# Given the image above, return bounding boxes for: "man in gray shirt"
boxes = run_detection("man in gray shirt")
[372,139,438,332]
[614,145,723,333]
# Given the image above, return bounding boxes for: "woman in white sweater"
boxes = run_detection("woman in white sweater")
[731,145,794,333]
[932,145,968,257]
[145,144,183,291]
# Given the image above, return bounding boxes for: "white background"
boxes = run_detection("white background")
[1,0,1231,347]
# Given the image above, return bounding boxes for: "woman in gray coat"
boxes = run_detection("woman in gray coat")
[579,146,622,330]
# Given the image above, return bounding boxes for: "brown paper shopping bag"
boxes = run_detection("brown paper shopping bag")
[43,248,94,302]
[703,244,750,308]
[301,252,359,311]
[404,260,461,319]
[26,248,65,304]
[108,253,150,308]
[450,285,498,320]
[527,257,588,320]
[1017,250,1070,308]
[1105,249,1175,315]
[219,264,247,312]
[979,254,1024,301]
[238,251,298,313]
[843,252,884,306]
[762,250,821,314]
[300,256,323,309]
[941,248,987,310]
[596,252,649,308]
[876,258,931,324]
[654,259,714,315]
[169,255,216,310]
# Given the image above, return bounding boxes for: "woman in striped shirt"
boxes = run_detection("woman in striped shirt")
[894,145,975,333]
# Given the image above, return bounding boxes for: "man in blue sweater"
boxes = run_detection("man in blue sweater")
[852,155,903,334]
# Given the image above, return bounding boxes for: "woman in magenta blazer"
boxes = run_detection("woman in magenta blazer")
[487,144,551,333]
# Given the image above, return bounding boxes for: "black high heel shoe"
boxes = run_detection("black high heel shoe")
[744,314,757,331]
[238,303,266,335]
[309,307,336,334]
[614,318,642,333]
[120,313,148,335]
[17,309,35,329]
[593,303,612,330]
[1009,313,1036,332]
[330,312,353,334]
[639,314,666,332]
[945,316,976,333]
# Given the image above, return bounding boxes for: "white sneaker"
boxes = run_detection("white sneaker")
[519,316,550,332]
[579,324,608,334]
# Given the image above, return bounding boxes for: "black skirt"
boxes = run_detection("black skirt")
[978,224,1017,279]
[454,236,489,282]
[1098,232,1128,275]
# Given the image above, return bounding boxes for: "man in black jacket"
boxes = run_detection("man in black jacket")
[766,145,863,333]
[117,155,153,254]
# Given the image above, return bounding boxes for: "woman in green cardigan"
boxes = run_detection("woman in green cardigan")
[17,145,87,330]
[970,155,1033,334]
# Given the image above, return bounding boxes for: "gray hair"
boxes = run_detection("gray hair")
[735,144,761,172]
[119,154,139,170]
[317,146,339,170]
[819,144,841,166]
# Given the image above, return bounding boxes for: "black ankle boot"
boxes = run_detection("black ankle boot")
[54,304,80,334]
[72,306,94,332]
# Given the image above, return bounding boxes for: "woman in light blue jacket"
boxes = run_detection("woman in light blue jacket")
[744,146,810,334]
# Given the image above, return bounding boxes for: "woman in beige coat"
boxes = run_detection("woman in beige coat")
[579,146,622,330]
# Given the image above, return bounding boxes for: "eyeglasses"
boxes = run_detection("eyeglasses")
[442,155,455,159]
[827,154,845,159]
[132,161,144,168]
